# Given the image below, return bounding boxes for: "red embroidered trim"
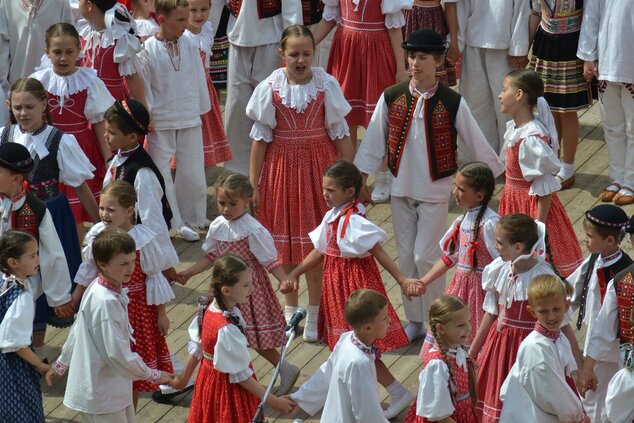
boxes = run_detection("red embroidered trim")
[616,272,634,343]
[387,93,418,177]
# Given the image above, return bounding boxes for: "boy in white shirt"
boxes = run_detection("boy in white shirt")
[288,289,393,423]
[143,0,211,241]
[47,228,173,423]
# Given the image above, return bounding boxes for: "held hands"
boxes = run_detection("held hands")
[45,367,57,386]
[576,367,598,397]
[158,371,175,385]
[54,301,76,319]
[171,374,189,391]
[507,55,529,69]
[175,270,193,285]
[268,394,297,414]
[400,278,426,300]
[280,276,299,294]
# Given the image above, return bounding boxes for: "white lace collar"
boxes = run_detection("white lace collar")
[184,22,214,54]
[31,67,97,99]
[208,213,263,242]
[135,18,159,38]
[503,119,551,149]
[87,222,154,251]
[325,202,367,224]
[268,67,329,113]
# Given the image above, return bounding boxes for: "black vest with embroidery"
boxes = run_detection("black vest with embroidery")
[0,125,62,201]
[383,81,460,180]
[113,147,173,230]
[12,192,47,241]
[301,0,323,25]
[228,0,282,18]
[612,264,634,344]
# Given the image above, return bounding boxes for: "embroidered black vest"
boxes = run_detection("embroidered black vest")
[12,192,47,241]
[612,264,634,344]
[113,147,173,230]
[228,0,282,19]
[1,125,63,201]
[301,0,323,25]
[384,81,460,180]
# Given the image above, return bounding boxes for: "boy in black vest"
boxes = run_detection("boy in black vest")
[354,30,504,347]
[568,204,632,422]
[0,142,73,361]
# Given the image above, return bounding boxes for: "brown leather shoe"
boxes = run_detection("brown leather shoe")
[557,175,576,190]
[599,183,621,202]
[614,187,634,205]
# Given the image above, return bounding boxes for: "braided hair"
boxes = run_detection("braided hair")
[208,254,250,332]
[451,162,496,271]
[429,295,478,407]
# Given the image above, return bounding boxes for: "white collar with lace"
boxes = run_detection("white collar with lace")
[184,22,214,55]
[31,67,97,99]
[208,213,262,242]
[268,67,329,113]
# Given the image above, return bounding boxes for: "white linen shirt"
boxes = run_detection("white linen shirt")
[0,281,34,353]
[577,0,634,84]
[355,90,504,203]
[226,0,302,47]
[291,331,389,423]
[500,330,584,422]
[606,363,634,423]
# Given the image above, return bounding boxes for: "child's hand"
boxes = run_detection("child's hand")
[158,371,175,385]
[583,60,598,82]
[281,395,300,416]
[37,361,51,376]
[400,278,425,300]
[45,368,57,386]
[250,190,261,216]
[267,394,296,414]
[507,55,529,69]
[446,44,460,65]
[171,374,188,391]
[359,185,374,206]
[280,279,299,294]
[157,313,170,336]
[176,271,192,285]
[576,367,598,396]
[54,301,75,319]
[148,119,156,133]
[162,267,179,284]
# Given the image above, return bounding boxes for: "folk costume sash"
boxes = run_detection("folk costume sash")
[613,264,634,344]
[228,0,282,19]
[384,80,460,180]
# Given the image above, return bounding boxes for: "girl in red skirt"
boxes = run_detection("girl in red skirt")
[173,254,295,422]
[466,214,581,423]
[284,159,417,419]
[181,172,300,396]
[498,69,583,278]
[404,295,478,423]
[248,25,355,342]
[73,181,179,409]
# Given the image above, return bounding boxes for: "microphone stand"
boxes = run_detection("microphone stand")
[252,325,298,423]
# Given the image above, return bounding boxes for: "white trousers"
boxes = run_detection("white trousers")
[600,81,634,188]
[81,404,136,423]
[223,43,281,175]
[146,126,207,228]
[582,360,619,423]
[391,196,448,323]
[460,46,511,153]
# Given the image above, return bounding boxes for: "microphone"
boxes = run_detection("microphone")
[287,307,307,332]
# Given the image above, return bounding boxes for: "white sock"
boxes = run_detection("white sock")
[284,306,298,325]
[306,304,319,322]
[386,380,407,398]
[558,162,575,180]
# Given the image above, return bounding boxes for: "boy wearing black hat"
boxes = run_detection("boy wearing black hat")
[568,205,632,422]
[0,142,73,360]
[578,212,634,410]
[355,29,504,343]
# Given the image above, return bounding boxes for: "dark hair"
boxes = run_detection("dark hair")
[104,106,140,136]
[506,69,544,108]
[92,227,136,267]
[89,0,118,13]
[9,78,52,126]
[209,254,250,313]
[45,23,81,49]
[156,0,189,16]
[0,231,37,279]
[497,213,538,253]
[323,159,362,199]
[280,24,315,51]
[429,295,477,407]
[344,289,388,329]
[583,219,624,243]
[214,172,254,200]
[448,162,496,270]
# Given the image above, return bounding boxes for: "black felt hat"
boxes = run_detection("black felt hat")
[401,29,447,52]
[0,143,34,173]
[586,205,629,229]
[114,99,150,135]
[624,214,634,234]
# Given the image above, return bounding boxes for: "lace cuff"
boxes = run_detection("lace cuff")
[229,367,254,384]
[147,369,161,384]
[146,274,176,305]
[52,359,68,376]
[529,175,562,196]
[328,121,350,140]
[482,292,498,315]
[323,5,341,22]
[385,11,405,29]
[249,121,273,142]
[117,50,148,77]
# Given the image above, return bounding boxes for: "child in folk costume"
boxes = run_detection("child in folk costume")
[222,0,302,175]
[47,228,173,422]
[313,0,412,202]
[131,0,159,40]
[459,0,530,152]
[404,295,478,423]
[31,23,114,231]
[102,100,174,262]
[567,205,632,422]
[0,143,75,361]
[181,0,231,168]
[143,0,210,242]
[0,0,73,95]
[78,1,148,106]
[284,160,415,419]
[577,1,634,205]
[577,214,634,405]
[498,69,583,278]
[403,0,459,87]
[181,173,300,395]
[529,0,591,190]
[173,255,296,422]
[499,275,587,423]
[288,289,395,422]
[0,231,51,423]
[355,29,504,342]
[247,25,354,340]
[605,333,634,422]
[467,214,581,423]
[73,181,177,409]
